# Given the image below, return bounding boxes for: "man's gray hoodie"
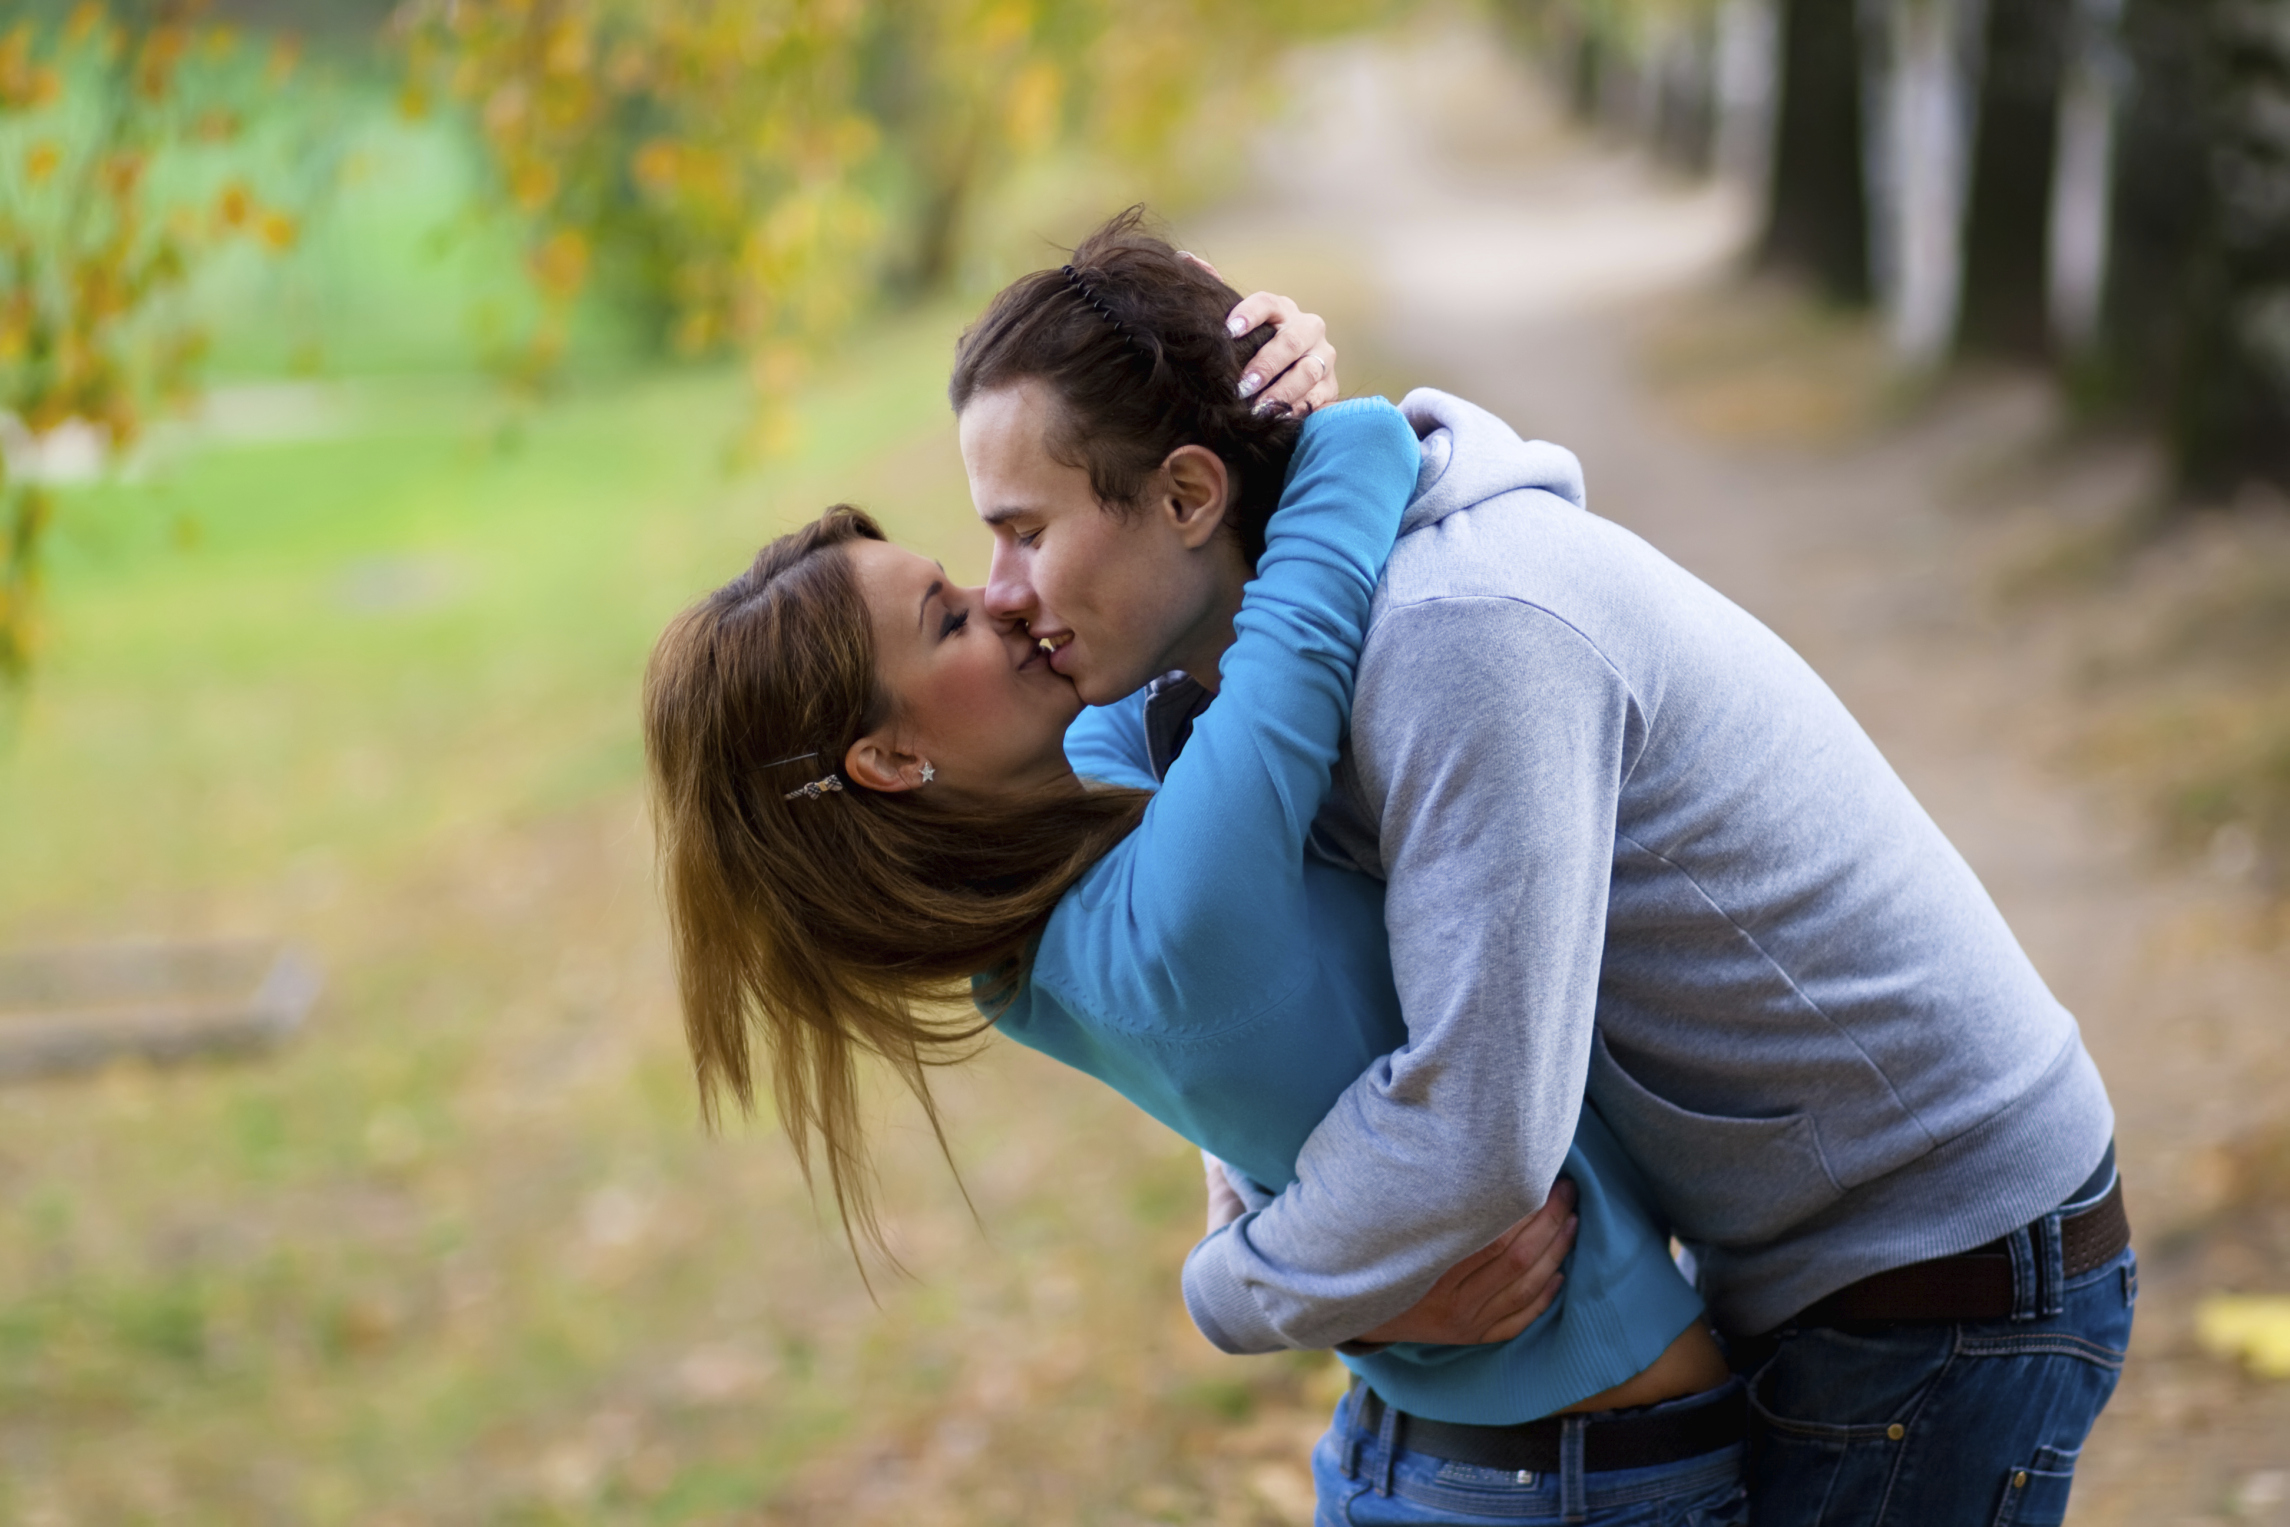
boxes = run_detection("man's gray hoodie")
[1181,389,2114,1351]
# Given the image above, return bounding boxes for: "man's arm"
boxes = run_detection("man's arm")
[1182,596,1633,1353]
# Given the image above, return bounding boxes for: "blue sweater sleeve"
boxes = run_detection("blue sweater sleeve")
[1024,398,1420,1031]
[1063,687,1158,791]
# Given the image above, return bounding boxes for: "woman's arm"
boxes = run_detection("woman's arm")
[1059,285,1341,786]
[1062,687,1157,791]
[1034,400,1419,1029]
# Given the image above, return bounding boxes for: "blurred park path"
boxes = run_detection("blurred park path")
[1197,23,2290,1525]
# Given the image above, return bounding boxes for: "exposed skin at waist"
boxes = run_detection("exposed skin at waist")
[1557,1322,1731,1415]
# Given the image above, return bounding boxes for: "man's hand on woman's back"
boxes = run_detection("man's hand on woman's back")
[1342,1179,1580,1350]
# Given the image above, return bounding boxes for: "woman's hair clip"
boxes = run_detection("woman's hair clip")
[764,750,844,802]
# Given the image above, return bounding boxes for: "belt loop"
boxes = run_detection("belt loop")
[2039,1211,2066,1317]
[1373,1390,1400,1497]
[1341,1379,1364,1481]
[2010,1213,2066,1320]
[1559,1414,1588,1525]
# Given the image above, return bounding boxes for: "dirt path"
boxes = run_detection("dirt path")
[1196,28,2290,1525]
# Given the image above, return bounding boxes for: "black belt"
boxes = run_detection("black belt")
[1796,1173,2130,1327]
[1352,1382,1746,1475]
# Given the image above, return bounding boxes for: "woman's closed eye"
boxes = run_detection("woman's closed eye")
[938,606,970,640]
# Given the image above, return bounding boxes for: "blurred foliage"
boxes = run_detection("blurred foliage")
[0,1,304,681]
[392,0,1398,453]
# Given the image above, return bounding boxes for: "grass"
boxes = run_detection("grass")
[0,308,1342,1523]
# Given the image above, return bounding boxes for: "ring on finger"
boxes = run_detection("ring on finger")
[1307,353,1329,378]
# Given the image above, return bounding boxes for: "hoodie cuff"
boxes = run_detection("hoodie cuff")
[1182,1221,1293,1355]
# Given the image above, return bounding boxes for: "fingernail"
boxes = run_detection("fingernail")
[1253,399,1291,419]
[1236,370,1262,397]
[1226,314,1249,337]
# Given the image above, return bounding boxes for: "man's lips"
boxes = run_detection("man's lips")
[1031,633,1074,675]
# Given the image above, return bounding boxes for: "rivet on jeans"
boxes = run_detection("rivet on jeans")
[1887,1423,1906,1441]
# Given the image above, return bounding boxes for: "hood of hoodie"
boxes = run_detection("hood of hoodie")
[1398,387,1586,536]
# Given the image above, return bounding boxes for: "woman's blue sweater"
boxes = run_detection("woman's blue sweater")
[984,398,1704,1424]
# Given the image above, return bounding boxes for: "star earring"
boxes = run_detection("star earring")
[918,762,936,785]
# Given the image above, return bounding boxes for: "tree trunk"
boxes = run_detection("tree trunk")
[2110,0,2290,494]
[1760,0,1871,303]
[1959,0,2067,359]
[1861,0,1992,369]
[1715,0,1782,206]
[2047,0,2125,355]
[1650,13,1718,174]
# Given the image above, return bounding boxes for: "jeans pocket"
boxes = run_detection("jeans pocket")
[1742,1326,1951,1524]
[1989,1446,2079,1527]
[1674,1478,1751,1527]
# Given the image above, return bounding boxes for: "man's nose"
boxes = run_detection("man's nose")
[983,541,1034,625]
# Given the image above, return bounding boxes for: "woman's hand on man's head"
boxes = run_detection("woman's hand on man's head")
[1175,251,1341,419]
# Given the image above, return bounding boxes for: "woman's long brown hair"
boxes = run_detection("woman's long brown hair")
[645,208,1303,1267]
[643,506,1148,1264]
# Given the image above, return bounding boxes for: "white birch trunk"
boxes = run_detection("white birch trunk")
[1715,0,1781,203]
[1859,0,1990,370]
[2047,0,2124,355]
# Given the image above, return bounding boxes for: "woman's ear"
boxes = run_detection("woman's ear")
[1159,444,1235,550]
[844,733,927,793]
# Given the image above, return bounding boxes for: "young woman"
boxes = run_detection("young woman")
[643,216,1746,1526]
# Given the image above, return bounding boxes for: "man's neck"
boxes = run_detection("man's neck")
[1165,567,1248,694]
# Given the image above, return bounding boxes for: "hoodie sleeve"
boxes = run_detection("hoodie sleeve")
[1181,592,1630,1353]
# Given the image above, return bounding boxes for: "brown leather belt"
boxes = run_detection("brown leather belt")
[1352,1380,1746,1475]
[1796,1175,2130,1326]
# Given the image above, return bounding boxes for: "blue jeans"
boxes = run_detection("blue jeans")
[1310,1379,1750,1526]
[1739,1244,2136,1527]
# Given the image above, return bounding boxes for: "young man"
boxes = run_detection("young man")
[976,284,2130,1524]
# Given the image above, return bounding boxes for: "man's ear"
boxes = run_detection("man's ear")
[1158,444,1235,551]
[844,733,927,793]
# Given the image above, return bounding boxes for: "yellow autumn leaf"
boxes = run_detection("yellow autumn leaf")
[1005,60,1061,151]
[631,138,681,194]
[256,211,299,252]
[216,179,253,229]
[24,140,60,183]
[542,19,590,76]
[529,228,590,300]
[510,158,558,211]
[2195,1294,2290,1380]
